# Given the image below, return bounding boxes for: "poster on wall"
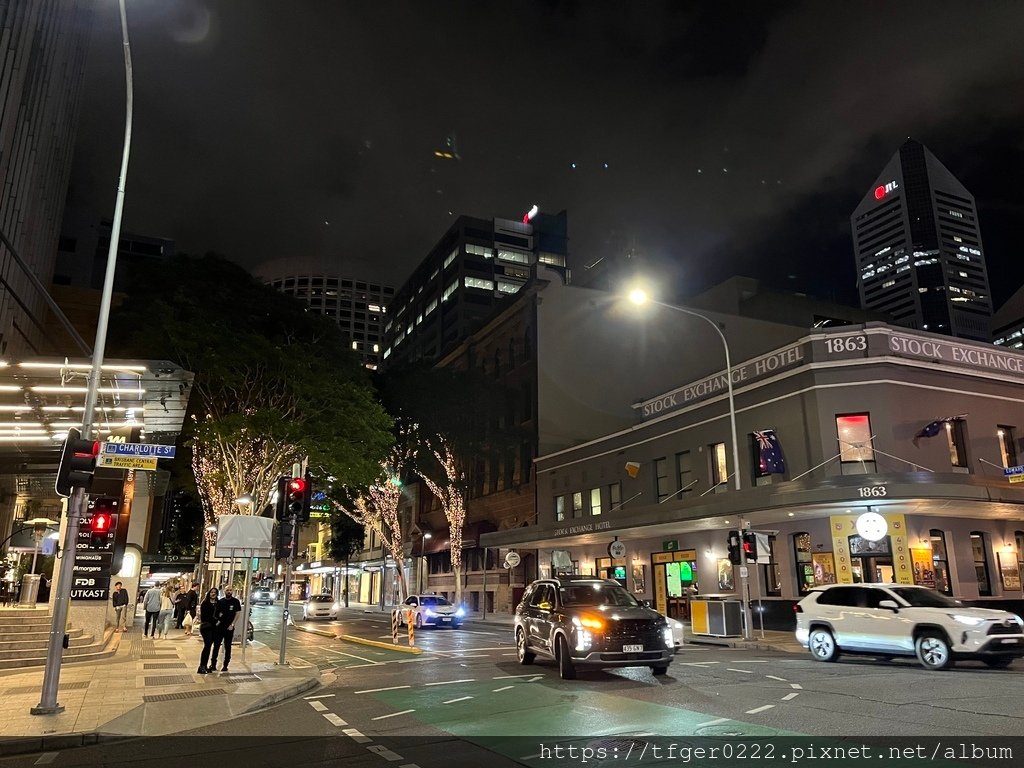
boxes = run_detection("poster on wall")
[812,553,837,585]
[632,564,646,593]
[998,552,1022,590]
[717,559,734,591]
[911,548,936,588]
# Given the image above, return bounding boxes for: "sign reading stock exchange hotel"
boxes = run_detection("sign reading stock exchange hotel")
[635,325,1024,422]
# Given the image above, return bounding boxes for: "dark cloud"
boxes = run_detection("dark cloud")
[69,1,1024,307]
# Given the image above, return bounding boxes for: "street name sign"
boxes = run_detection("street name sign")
[101,442,176,458]
[99,454,159,471]
[1004,465,1024,484]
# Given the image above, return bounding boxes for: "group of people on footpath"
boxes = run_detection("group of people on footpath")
[110,580,243,674]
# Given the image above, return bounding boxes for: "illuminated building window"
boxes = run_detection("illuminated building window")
[590,488,602,516]
[466,244,493,258]
[882,280,895,288]
[443,248,458,269]
[607,482,621,512]
[929,529,952,594]
[425,298,437,316]
[709,442,728,487]
[997,426,1017,468]
[496,249,531,265]
[442,280,458,302]
[945,419,968,468]
[496,280,523,294]
[538,252,566,267]
[971,532,991,596]
[836,413,876,474]
[572,492,584,518]
[464,277,494,291]
[555,495,565,522]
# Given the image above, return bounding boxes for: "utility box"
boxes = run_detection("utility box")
[689,597,743,637]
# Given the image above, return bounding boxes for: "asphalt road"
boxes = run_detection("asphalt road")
[3,604,1023,767]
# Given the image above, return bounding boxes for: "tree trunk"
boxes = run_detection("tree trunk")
[394,558,408,604]
[453,562,463,608]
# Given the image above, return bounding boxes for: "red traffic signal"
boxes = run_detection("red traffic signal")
[55,428,100,498]
[288,478,306,495]
[91,512,111,533]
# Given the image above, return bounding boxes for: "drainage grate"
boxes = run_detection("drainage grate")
[219,674,260,683]
[143,675,196,686]
[143,662,188,670]
[141,654,180,659]
[144,688,227,703]
[5,680,91,695]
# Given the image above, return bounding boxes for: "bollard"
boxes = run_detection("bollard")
[406,608,415,646]
[391,608,400,644]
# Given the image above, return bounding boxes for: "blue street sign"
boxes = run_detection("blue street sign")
[101,442,176,458]
[1004,466,1024,476]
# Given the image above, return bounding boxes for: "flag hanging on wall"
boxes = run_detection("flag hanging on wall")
[753,429,786,475]
[912,415,965,448]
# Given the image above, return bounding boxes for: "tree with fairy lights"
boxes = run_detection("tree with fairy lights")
[418,436,467,608]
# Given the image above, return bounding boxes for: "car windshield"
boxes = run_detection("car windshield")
[559,583,639,607]
[309,595,334,603]
[889,587,960,608]
[420,596,451,607]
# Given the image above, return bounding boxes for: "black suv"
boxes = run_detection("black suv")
[514,576,674,679]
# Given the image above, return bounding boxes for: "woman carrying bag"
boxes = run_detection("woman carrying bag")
[197,588,219,674]
[157,585,174,639]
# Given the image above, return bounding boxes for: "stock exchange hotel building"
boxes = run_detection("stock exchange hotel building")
[851,139,993,342]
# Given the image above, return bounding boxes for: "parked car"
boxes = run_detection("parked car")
[302,594,340,620]
[514,576,674,679]
[399,594,465,628]
[795,583,1024,670]
[251,588,276,605]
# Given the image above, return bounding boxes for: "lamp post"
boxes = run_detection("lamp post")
[196,524,217,591]
[419,533,432,594]
[628,288,751,638]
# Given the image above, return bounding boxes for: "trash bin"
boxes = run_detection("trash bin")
[19,574,40,607]
[689,597,743,637]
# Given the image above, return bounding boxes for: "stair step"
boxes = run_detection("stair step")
[0,645,115,670]
[0,629,85,641]
[0,631,86,651]
[0,636,96,660]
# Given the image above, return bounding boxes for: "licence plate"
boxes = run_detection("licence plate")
[623,644,644,652]
[441,617,452,622]
[1001,638,1019,644]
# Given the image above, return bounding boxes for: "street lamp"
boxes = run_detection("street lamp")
[196,524,217,591]
[627,287,751,638]
[419,533,432,595]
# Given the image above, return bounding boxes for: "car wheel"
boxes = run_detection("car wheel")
[516,628,535,665]
[556,634,576,680]
[415,614,423,629]
[983,657,1014,669]
[808,628,840,662]
[651,665,669,676]
[915,631,954,670]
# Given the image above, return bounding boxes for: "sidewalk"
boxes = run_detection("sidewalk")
[0,614,322,755]
[334,602,803,653]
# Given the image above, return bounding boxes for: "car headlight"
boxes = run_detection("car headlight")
[333,603,341,610]
[663,628,674,646]
[950,614,985,626]
[425,609,435,617]
[455,607,465,617]
[673,621,683,630]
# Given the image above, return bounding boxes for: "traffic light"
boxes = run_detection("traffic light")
[89,505,114,549]
[727,530,742,565]
[55,428,100,497]
[274,476,290,520]
[742,531,758,562]
[276,518,295,559]
[285,473,312,522]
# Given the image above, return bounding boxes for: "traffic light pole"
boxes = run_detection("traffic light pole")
[739,516,751,640]
[277,516,297,666]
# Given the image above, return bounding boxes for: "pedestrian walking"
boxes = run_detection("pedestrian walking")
[209,586,242,672]
[111,581,130,632]
[157,584,174,639]
[174,586,188,628]
[187,585,199,621]
[143,584,162,637]
[197,588,219,674]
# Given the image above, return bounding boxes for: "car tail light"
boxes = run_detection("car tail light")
[794,604,803,613]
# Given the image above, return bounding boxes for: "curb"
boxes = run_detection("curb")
[0,732,133,757]
[240,675,321,714]
[687,639,804,654]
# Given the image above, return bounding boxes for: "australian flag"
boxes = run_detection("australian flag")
[754,429,786,475]
[912,415,964,448]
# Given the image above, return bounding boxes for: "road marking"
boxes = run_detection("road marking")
[696,718,731,728]
[493,685,515,692]
[527,675,543,682]
[368,745,406,762]
[790,683,803,689]
[34,755,59,766]
[321,647,382,664]
[726,668,753,674]
[424,679,475,686]
[746,705,775,715]
[680,662,719,667]
[730,660,768,663]
[493,674,538,679]
[343,728,372,743]
[356,685,411,694]
[399,764,422,768]
[304,694,336,699]
[781,692,799,701]
[456,654,490,658]
[323,713,348,726]
[397,657,431,663]
[372,709,416,721]
[443,696,473,704]
[501,652,517,656]
[765,675,788,682]
[308,700,328,712]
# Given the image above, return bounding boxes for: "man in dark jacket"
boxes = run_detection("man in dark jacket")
[173,587,188,628]
[209,586,242,672]
[186,585,199,620]
[111,581,131,632]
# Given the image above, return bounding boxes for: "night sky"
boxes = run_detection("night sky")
[68,1,1024,309]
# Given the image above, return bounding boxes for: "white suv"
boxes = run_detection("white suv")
[795,584,1024,670]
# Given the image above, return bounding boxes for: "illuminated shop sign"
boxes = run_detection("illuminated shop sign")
[873,180,899,200]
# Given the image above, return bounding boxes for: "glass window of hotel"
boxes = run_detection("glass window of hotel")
[928,529,952,594]
[836,414,876,474]
[675,451,694,498]
[793,533,814,594]
[589,488,602,515]
[655,457,671,502]
[945,419,968,468]
[709,442,728,486]
[554,495,565,522]
[970,531,992,596]
[998,426,1018,468]
[608,482,621,511]
[760,536,782,596]
[572,492,584,518]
